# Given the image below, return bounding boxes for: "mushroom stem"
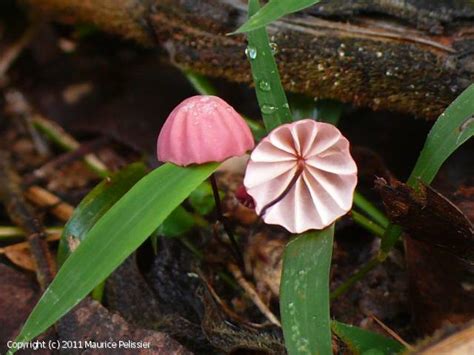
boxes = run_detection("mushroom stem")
[209,174,245,270]
[260,159,305,217]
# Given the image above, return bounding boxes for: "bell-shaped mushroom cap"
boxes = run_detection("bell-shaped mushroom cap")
[244,119,357,234]
[157,95,255,166]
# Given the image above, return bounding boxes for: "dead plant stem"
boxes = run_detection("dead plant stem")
[0,151,56,289]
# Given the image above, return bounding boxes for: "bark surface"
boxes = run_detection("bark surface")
[23,0,474,119]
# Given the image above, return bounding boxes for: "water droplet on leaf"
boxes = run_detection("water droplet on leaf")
[258,80,271,92]
[261,104,277,115]
[245,46,257,59]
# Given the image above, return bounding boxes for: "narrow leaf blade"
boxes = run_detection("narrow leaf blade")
[407,84,474,187]
[332,321,406,354]
[247,0,292,131]
[236,0,321,33]
[157,205,195,237]
[280,226,334,355]
[57,162,147,265]
[382,84,474,252]
[188,181,216,215]
[13,163,217,348]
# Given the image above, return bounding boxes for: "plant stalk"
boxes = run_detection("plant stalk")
[331,256,381,300]
[209,174,245,271]
[351,210,385,238]
[353,191,389,228]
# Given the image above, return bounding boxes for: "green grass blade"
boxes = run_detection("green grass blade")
[57,162,147,265]
[407,84,474,187]
[353,192,389,228]
[188,181,215,215]
[382,84,474,253]
[331,321,406,354]
[247,0,292,132]
[280,226,334,355]
[235,0,321,34]
[157,206,195,237]
[11,163,218,351]
[183,70,218,96]
[350,210,385,238]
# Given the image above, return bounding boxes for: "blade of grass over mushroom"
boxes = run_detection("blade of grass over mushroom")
[280,226,334,355]
[381,84,474,253]
[235,0,321,34]
[11,163,218,352]
[246,0,292,132]
[57,162,147,265]
[332,321,406,354]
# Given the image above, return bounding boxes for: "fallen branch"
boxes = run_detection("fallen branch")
[0,150,56,289]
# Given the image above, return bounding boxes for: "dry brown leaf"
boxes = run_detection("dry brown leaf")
[0,234,60,271]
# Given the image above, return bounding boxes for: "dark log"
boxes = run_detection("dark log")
[23,0,474,119]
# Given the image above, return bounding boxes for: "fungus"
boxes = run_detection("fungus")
[157,95,255,267]
[244,119,357,233]
[157,95,254,166]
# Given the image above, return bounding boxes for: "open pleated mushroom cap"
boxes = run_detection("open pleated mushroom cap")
[244,119,358,234]
[157,95,254,166]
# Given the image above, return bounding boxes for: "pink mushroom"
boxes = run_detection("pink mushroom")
[157,95,254,269]
[244,119,357,233]
[157,95,254,166]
